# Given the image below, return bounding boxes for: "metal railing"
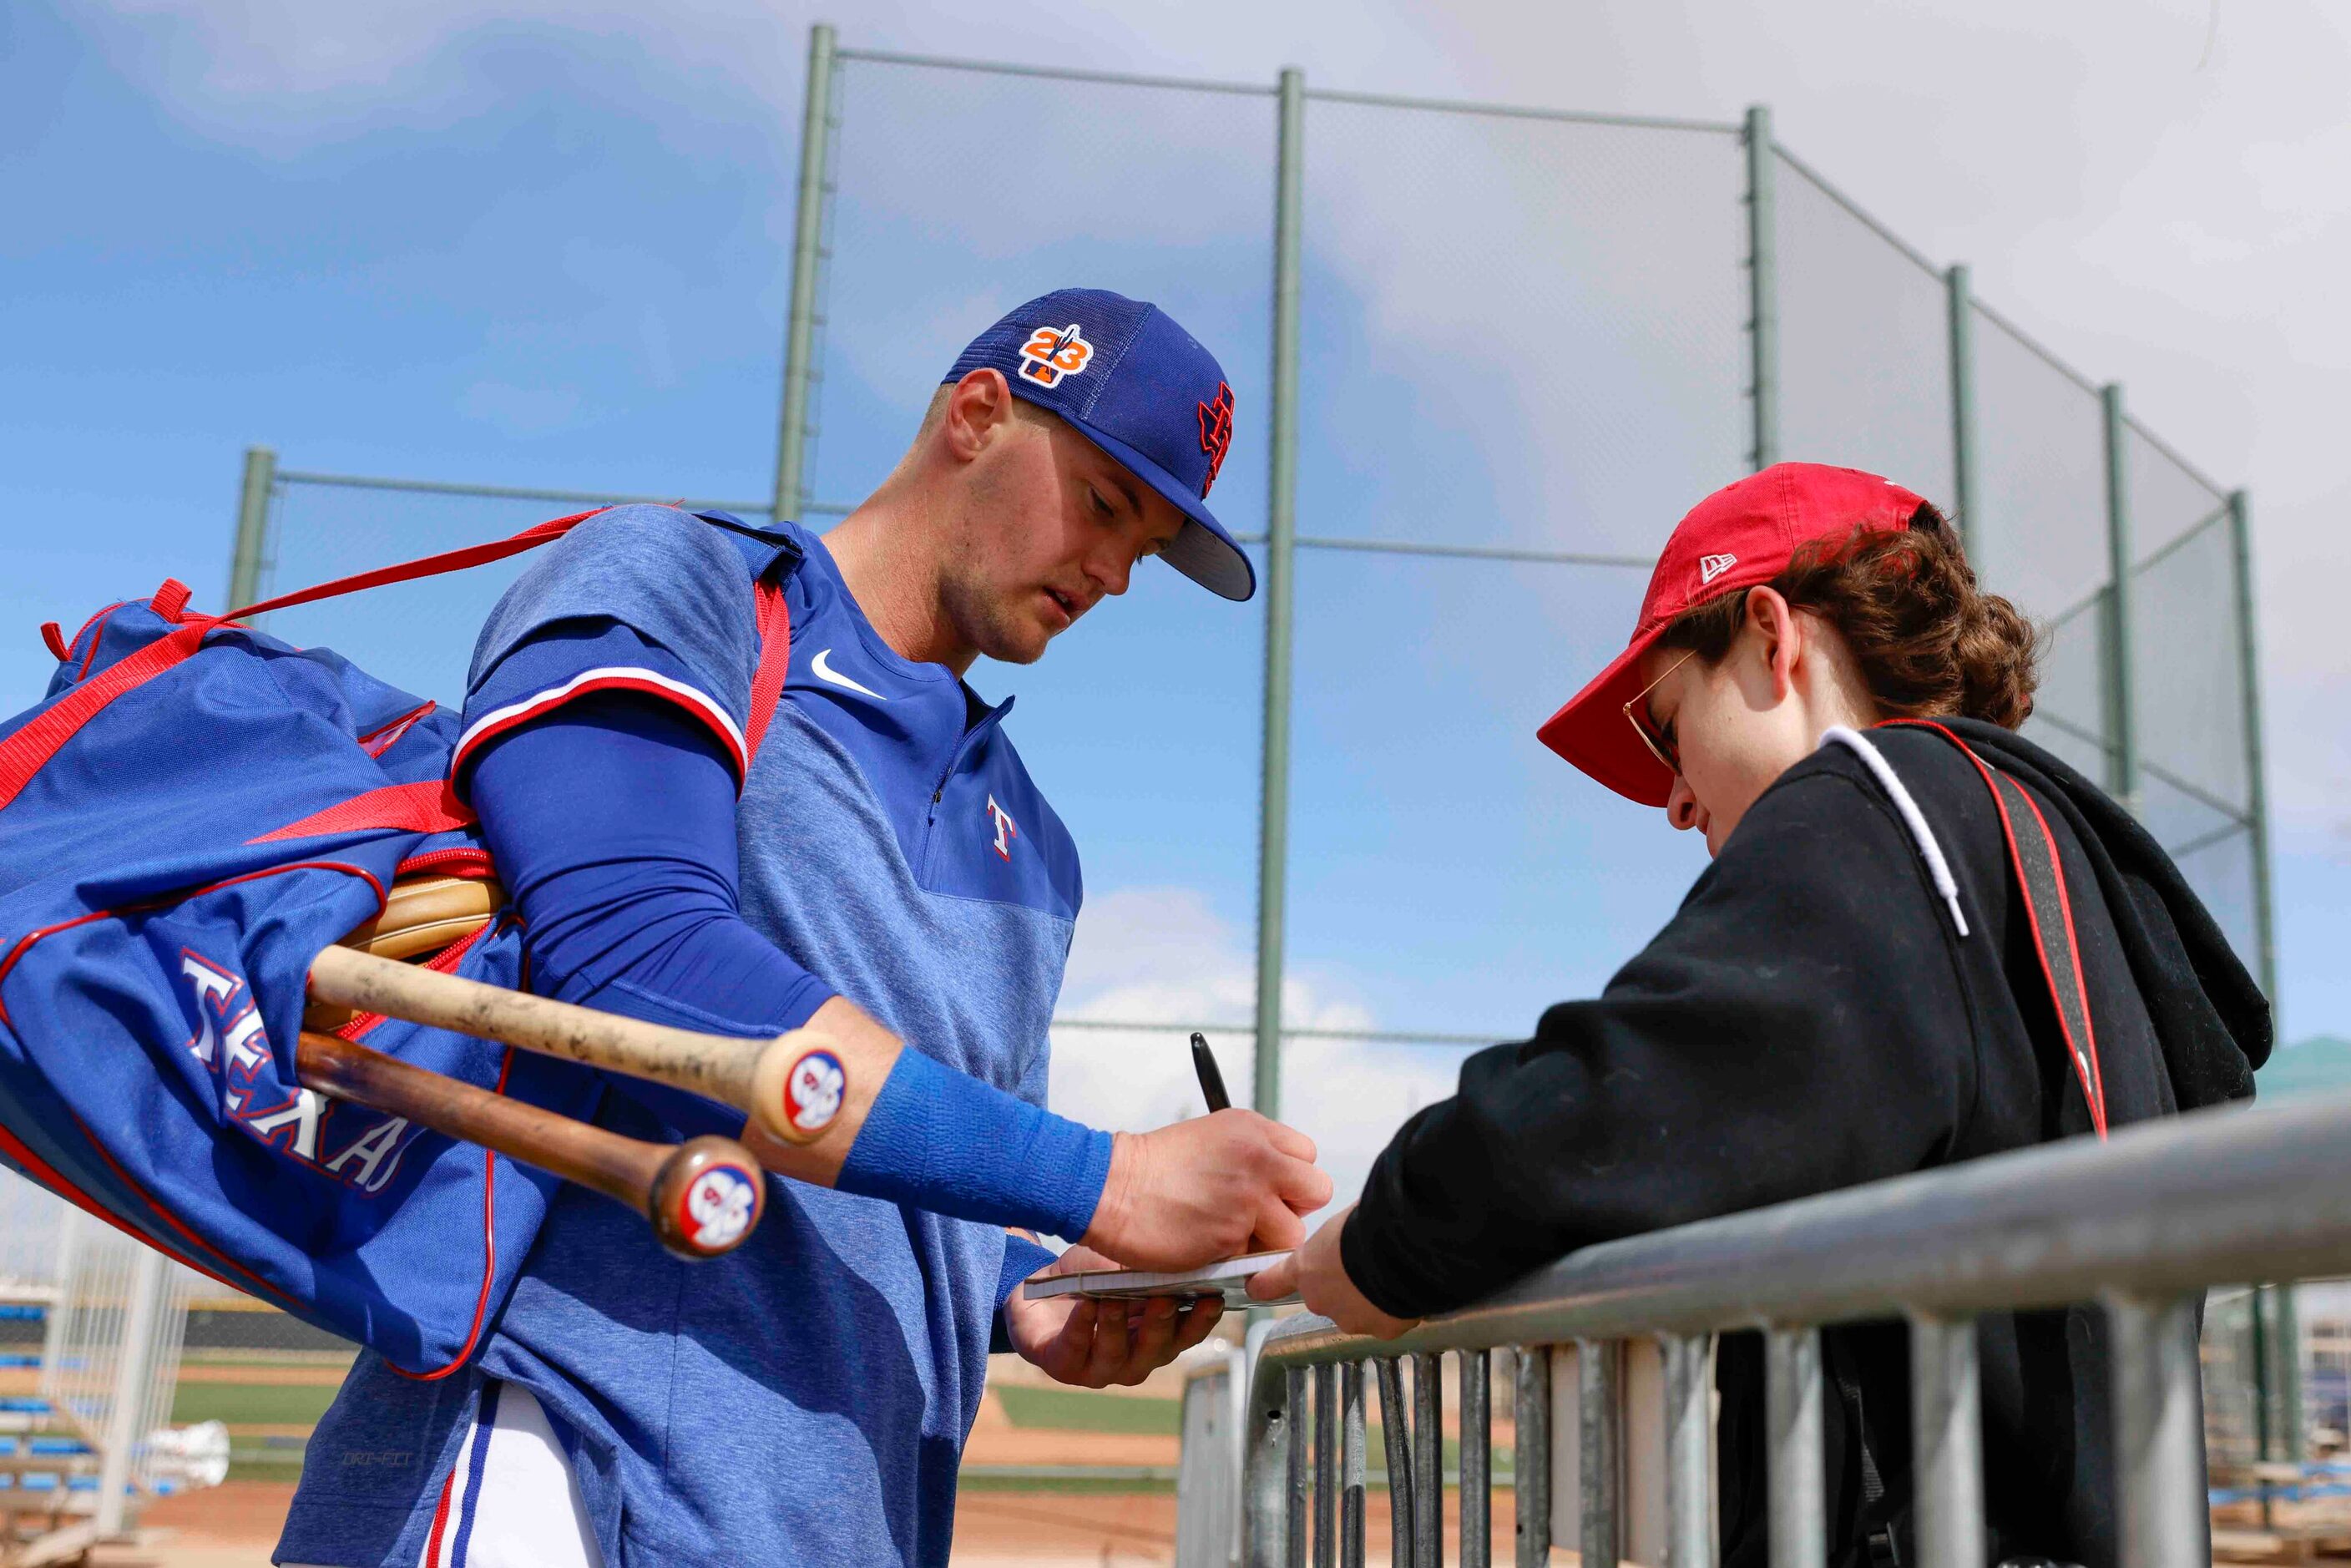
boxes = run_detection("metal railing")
[1174,1088,2351,1567]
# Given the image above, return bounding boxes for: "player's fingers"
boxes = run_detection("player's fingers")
[1251,1195,1307,1254]
[1050,1298,1098,1376]
[1251,1117,1318,1164]
[1246,1254,1299,1302]
[1081,1301,1132,1387]
[1172,1297,1223,1353]
[1049,1243,1112,1276]
[1119,1297,1181,1383]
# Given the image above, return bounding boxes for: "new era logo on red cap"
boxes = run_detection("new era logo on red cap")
[1698,552,1738,585]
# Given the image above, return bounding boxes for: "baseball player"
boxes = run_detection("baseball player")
[278,289,1332,1567]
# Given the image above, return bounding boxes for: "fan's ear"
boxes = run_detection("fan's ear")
[1745,584,1802,701]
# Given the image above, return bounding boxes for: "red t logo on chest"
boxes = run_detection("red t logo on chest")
[985,794,1019,862]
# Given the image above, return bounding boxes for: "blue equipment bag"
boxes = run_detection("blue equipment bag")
[0,510,786,1378]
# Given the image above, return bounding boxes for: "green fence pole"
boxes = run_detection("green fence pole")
[1252,66,1305,1120]
[771,23,838,523]
[2227,488,2298,1464]
[2100,383,2136,808]
[1945,264,1980,561]
[228,446,277,608]
[1743,104,1778,473]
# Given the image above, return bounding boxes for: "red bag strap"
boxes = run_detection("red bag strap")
[1882,719,2108,1138]
[743,577,793,766]
[221,509,604,625]
[0,511,609,815]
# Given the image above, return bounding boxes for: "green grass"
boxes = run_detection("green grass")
[169,1380,341,1429]
[225,1447,309,1483]
[992,1384,1181,1434]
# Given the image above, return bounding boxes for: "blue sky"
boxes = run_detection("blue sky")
[8,0,2348,1195]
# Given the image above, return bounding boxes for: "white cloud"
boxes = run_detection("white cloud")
[1049,886,1477,1213]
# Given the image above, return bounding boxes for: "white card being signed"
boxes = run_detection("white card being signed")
[1021,1252,1297,1307]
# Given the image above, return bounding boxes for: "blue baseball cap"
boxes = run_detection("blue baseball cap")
[943,288,1255,602]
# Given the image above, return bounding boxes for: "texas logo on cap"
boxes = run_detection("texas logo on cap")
[1197,382,1234,497]
[944,288,1256,602]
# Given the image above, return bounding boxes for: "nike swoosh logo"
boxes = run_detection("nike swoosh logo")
[810,648,884,701]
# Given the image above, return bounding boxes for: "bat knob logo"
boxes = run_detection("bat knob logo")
[681,1166,756,1253]
[783,1048,847,1136]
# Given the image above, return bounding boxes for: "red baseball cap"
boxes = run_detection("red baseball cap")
[1536,462,1929,806]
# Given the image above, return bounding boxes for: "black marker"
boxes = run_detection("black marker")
[1190,1032,1231,1114]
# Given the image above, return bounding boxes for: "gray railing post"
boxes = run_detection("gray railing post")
[228,445,277,608]
[1287,1365,1311,1567]
[1376,1358,1414,1568]
[1314,1362,1337,1568]
[1245,1358,1298,1567]
[1514,1346,1552,1568]
[1410,1353,1443,1568]
[1253,64,1306,1120]
[1579,1339,1623,1567]
[771,23,838,523]
[2101,382,2138,808]
[2106,1293,2206,1568]
[1461,1349,1491,1567]
[1663,1333,1715,1568]
[1945,263,1981,561]
[1909,1313,1984,1568]
[1340,1362,1368,1568]
[1743,104,1779,473]
[1764,1327,1825,1566]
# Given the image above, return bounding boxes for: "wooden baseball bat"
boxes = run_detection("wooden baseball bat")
[295,1029,766,1261]
[306,943,822,1146]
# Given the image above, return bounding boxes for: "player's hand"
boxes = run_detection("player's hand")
[1004,1244,1224,1388]
[1082,1110,1332,1272]
[1247,1206,1418,1340]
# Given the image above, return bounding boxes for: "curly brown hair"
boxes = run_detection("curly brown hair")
[1653,503,2040,728]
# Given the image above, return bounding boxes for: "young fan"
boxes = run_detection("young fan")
[1253,462,2271,1566]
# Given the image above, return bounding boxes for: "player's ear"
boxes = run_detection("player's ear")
[942,369,1014,461]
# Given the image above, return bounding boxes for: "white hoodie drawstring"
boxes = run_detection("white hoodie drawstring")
[1821,726,1969,938]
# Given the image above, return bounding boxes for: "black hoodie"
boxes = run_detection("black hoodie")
[1342,719,2271,1567]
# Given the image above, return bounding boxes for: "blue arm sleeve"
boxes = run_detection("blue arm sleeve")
[469,693,836,1033]
[990,1233,1059,1355]
[471,693,1115,1241]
